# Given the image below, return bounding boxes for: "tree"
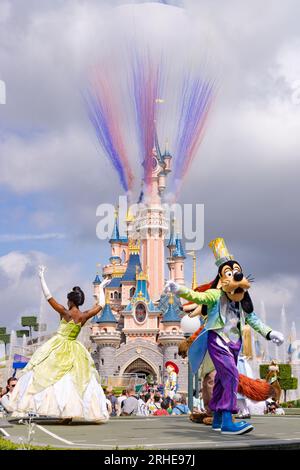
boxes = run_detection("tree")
[0,332,10,356]
[260,363,298,402]
[21,316,38,338]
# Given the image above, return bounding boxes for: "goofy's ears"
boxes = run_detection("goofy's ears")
[241,291,254,314]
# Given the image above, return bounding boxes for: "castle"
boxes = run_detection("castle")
[90,141,190,391]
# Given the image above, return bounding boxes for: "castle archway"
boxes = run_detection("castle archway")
[121,356,159,382]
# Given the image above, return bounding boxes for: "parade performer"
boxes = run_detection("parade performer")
[266,360,282,403]
[164,361,179,399]
[165,238,284,435]
[8,266,110,423]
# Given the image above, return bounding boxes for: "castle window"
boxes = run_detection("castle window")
[118,293,121,299]
[174,353,177,359]
[101,359,104,366]
[121,249,126,263]
[114,291,118,299]
[110,292,113,299]
[181,264,183,271]
[129,287,136,298]
[135,303,147,323]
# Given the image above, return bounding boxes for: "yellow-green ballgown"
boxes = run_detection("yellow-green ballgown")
[8,319,109,423]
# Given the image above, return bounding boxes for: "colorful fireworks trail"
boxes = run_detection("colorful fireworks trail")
[84,3,217,201]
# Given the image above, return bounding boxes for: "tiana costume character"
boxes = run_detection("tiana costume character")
[165,238,284,435]
[8,266,110,423]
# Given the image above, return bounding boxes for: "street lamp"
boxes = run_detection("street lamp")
[180,315,201,412]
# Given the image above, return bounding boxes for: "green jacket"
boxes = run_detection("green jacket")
[178,287,272,373]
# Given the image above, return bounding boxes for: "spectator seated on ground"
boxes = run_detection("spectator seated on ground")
[137,394,149,417]
[0,377,18,413]
[149,394,162,414]
[121,387,138,416]
[172,394,191,416]
[117,389,127,416]
[153,399,170,416]
[105,386,118,417]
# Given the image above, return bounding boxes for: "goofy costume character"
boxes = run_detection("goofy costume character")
[165,238,284,435]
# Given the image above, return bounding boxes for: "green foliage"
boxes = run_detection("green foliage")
[281,399,300,408]
[21,316,38,327]
[259,363,298,392]
[16,330,30,338]
[280,377,298,391]
[0,327,6,335]
[0,437,63,450]
[0,334,10,344]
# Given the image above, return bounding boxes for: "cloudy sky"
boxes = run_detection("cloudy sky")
[0,0,299,339]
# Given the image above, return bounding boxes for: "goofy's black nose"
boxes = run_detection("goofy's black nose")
[234,272,243,282]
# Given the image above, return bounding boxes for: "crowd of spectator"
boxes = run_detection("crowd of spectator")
[104,385,191,417]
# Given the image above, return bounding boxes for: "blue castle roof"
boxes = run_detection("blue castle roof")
[93,274,101,285]
[161,299,181,323]
[110,216,120,243]
[173,235,186,258]
[107,277,122,288]
[158,292,182,316]
[94,303,117,324]
[122,253,142,282]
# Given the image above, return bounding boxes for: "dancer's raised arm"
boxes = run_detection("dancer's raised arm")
[38,265,67,317]
[82,278,111,323]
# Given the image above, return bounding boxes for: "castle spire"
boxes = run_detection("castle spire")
[110,205,120,243]
[187,251,197,290]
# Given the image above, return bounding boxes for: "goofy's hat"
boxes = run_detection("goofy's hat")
[209,237,234,268]
[165,361,179,374]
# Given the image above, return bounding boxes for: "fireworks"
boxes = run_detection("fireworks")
[84,3,216,201]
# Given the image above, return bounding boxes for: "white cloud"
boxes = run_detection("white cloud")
[0,250,92,333]
[0,233,66,242]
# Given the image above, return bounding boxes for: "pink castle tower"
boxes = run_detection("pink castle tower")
[130,142,172,301]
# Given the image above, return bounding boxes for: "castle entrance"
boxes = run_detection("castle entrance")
[124,358,157,382]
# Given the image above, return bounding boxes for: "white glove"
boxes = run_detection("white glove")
[38,265,46,278]
[269,330,284,346]
[164,280,181,294]
[38,265,52,300]
[97,277,111,307]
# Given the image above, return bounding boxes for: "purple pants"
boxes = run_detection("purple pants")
[207,330,242,413]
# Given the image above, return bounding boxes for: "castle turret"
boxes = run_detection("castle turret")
[92,273,101,300]
[167,218,177,281]
[91,292,121,377]
[173,233,186,285]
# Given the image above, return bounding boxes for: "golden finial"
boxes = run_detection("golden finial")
[105,290,110,304]
[187,251,197,290]
[169,293,174,305]
[126,206,135,223]
[129,239,140,254]
[136,269,148,281]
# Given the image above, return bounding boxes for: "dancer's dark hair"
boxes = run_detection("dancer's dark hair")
[67,286,85,307]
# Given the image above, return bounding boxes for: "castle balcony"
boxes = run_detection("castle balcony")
[102,265,126,276]
[90,330,121,347]
[158,330,185,345]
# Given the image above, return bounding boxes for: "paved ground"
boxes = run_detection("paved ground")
[1,415,300,450]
